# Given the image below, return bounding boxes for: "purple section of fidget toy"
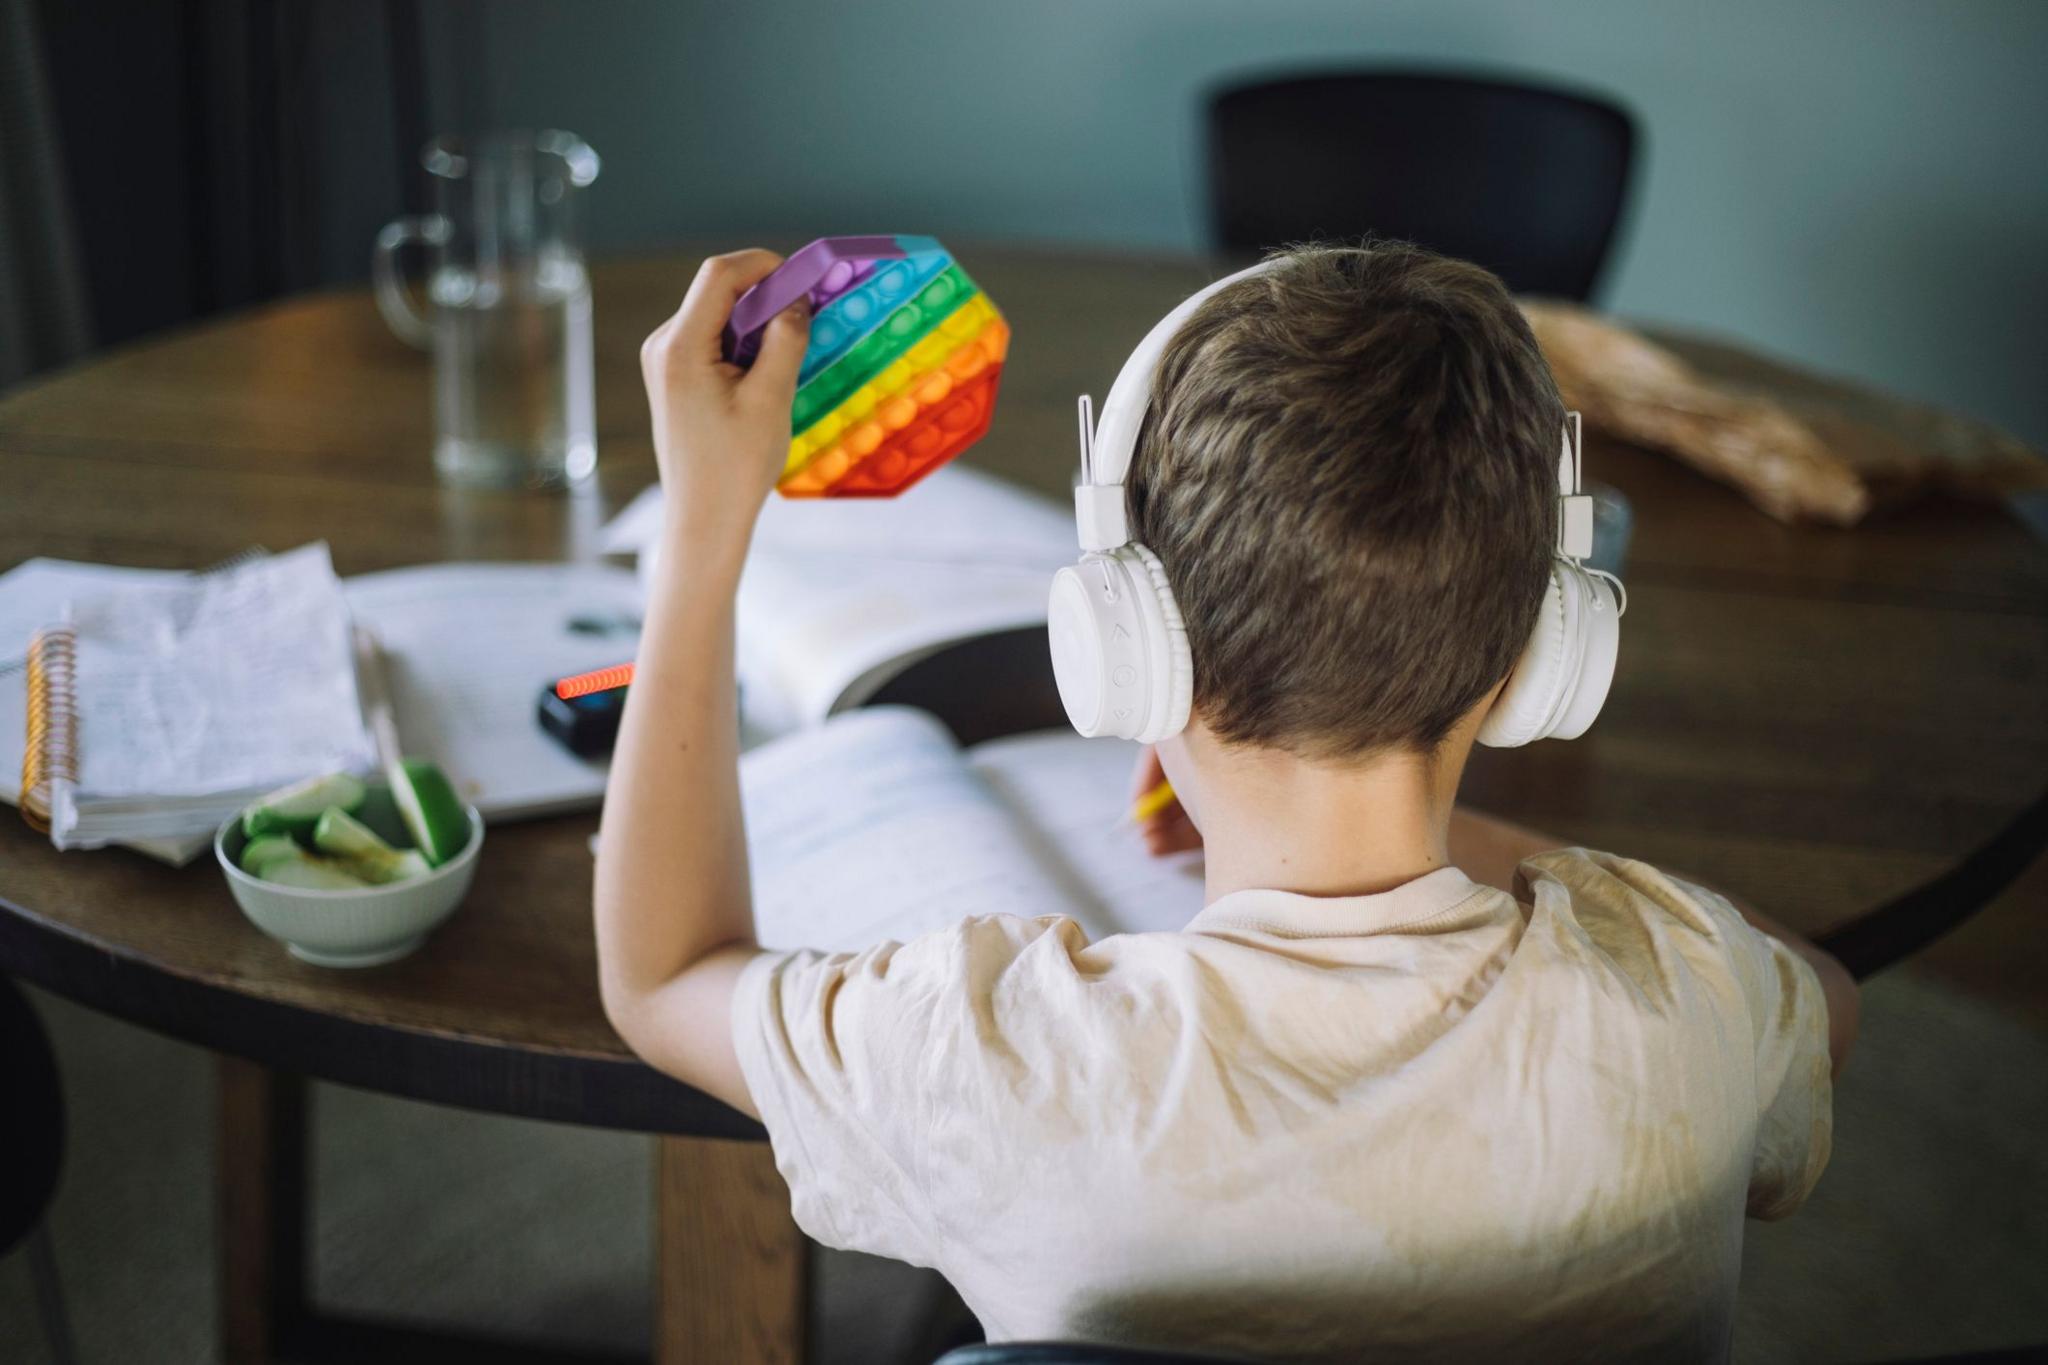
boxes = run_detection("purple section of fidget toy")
[722,235,908,366]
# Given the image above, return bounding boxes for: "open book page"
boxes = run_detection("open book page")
[734,552,1061,734]
[740,706,1114,952]
[967,731,1207,937]
[605,465,1076,736]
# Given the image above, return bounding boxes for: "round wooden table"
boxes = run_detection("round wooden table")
[3,246,2045,1364]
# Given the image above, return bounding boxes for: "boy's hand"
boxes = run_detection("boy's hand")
[1132,745,1203,856]
[639,249,812,573]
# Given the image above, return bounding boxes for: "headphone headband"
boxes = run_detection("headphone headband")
[1086,261,1280,492]
[1074,257,1592,559]
[1053,253,1622,750]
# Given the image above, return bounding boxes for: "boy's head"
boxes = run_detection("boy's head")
[1128,242,1565,763]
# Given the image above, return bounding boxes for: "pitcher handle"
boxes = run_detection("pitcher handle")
[372,215,449,348]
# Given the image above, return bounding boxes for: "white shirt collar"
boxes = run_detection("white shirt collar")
[1185,865,1496,940]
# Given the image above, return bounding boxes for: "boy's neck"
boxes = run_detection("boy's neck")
[1179,723,1476,905]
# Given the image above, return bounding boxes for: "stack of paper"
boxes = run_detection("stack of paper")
[14,545,373,854]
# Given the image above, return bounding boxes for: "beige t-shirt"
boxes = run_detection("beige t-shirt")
[733,849,1833,1363]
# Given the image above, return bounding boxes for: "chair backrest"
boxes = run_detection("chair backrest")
[1206,70,1637,301]
[939,1342,1267,1365]
[0,975,66,1255]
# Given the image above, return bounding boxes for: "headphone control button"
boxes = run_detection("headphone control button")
[1112,665,1136,687]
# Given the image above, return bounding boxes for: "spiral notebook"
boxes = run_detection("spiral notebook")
[9,551,645,864]
[16,544,374,854]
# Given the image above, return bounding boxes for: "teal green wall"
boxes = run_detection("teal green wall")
[443,0,2048,448]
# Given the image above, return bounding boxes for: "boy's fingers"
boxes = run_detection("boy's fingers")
[1129,745,1167,802]
[741,298,812,406]
[666,249,786,369]
[1143,808,1202,856]
[1140,799,1192,841]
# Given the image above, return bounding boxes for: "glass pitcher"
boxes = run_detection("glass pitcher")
[374,131,601,489]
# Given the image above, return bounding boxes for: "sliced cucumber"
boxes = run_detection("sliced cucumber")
[239,834,304,877]
[388,759,468,867]
[312,807,431,885]
[257,850,373,891]
[243,772,368,841]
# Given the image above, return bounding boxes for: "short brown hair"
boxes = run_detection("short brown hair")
[1127,242,1562,759]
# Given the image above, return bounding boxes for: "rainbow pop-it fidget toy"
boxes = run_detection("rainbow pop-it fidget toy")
[722,235,1008,497]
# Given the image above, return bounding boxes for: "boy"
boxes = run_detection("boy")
[595,244,1857,1362]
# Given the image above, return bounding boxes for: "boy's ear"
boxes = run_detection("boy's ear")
[1460,676,1512,737]
[1172,706,1220,759]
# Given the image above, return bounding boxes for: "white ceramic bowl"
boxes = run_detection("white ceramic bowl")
[216,801,484,968]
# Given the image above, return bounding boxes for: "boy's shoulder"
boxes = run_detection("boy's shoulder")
[1518,846,1751,943]
[1513,846,1823,1040]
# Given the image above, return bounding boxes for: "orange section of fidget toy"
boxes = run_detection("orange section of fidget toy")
[821,366,1003,497]
[777,313,1010,496]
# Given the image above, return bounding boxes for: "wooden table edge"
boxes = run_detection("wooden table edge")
[0,888,761,1139]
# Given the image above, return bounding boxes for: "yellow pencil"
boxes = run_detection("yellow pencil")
[1130,779,1178,823]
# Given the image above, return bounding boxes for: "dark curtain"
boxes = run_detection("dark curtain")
[0,0,93,386]
[27,0,430,358]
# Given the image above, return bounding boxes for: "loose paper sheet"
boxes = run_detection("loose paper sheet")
[345,562,643,818]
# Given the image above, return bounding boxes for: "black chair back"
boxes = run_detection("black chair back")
[1207,70,1637,301]
[0,975,66,1255]
[939,1342,1265,1365]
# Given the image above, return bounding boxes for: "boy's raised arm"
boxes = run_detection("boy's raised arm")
[592,251,812,1117]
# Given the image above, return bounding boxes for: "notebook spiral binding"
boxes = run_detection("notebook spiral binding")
[13,547,268,836]
[20,624,78,833]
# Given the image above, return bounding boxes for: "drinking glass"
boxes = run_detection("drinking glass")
[1586,481,1633,578]
[374,131,601,489]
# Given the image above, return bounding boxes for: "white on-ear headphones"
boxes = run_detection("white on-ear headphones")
[1046,259,1626,749]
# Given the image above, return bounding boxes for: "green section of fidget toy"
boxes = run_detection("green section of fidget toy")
[792,263,979,436]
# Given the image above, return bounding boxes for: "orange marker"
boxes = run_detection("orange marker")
[555,663,634,700]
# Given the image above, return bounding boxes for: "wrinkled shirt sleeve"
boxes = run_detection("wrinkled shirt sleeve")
[1665,873,1835,1219]
[731,915,1070,1264]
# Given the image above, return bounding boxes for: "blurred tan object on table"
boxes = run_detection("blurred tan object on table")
[1522,300,2048,526]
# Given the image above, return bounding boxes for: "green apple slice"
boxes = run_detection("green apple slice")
[243,772,367,841]
[239,834,304,877]
[312,807,433,884]
[257,849,374,891]
[387,759,468,867]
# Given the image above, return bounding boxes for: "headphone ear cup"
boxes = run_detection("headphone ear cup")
[1125,544,1192,743]
[1546,563,1619,740]
[1048,563,1111,737]
[1478,565,1573,749]
[1047,545,1191,742]
[1478,561,1621,748]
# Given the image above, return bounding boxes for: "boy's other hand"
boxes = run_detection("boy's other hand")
[640,249,812,572]
[1132,745,1202,856]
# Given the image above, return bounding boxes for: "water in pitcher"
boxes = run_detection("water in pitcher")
[430,253,595,488]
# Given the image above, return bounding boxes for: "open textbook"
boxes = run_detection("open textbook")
[739,706,1206,952]
[603,464,1076,737]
